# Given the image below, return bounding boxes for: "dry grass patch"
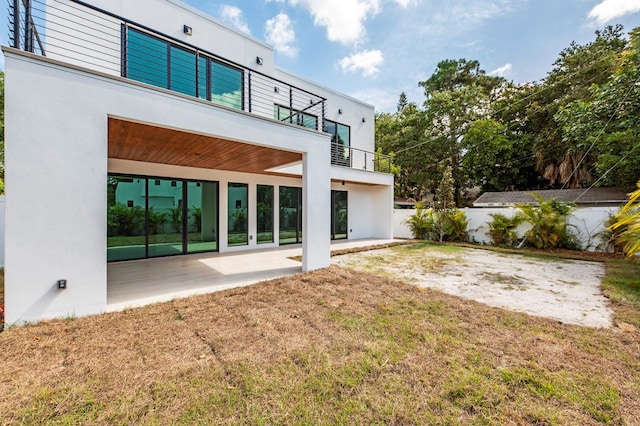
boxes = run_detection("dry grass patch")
[1,266,639,424]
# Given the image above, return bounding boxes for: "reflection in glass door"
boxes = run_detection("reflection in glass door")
[331,190,348,240]
[187,181,219,253]
[228,183,248,246]
[148,178,183,258]
[107,175,219,261]
[279,186,302,244]
[107,175,147,262]
[257,185,274,244]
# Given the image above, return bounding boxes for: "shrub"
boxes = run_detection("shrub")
[609,182,640,257]
[597,212,628,254]
[403,203,436,240]
[107,203,144,237]
[516,194,580,250]
[147,207,167,235]
[403,204,468,242]
[487,213,523,247]
[442,209,469,242]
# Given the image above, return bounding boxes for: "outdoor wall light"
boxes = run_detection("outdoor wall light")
[256,56,264,65]
[274,86,279,93]
[362,117,366,123]
[57,279,67,290]
[338,109,343,114]
[183,25,192,35]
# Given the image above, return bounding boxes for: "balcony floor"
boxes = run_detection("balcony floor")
[107,238,397,312]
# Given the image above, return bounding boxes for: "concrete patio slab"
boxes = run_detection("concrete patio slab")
[107,238,397,312]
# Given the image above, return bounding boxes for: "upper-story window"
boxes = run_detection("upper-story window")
[324,120,350,166]
[324,120,350,147]
[274,105,318,130]
[125,28,243,110]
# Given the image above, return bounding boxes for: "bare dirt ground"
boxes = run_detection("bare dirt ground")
[333,244,613,328]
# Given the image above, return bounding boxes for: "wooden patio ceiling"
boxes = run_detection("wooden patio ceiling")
[107,118,302,174]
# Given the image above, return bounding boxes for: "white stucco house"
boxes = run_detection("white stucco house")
[3,0,394,324]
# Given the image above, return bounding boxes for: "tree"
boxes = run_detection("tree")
[397,91,408,112]
[419,59,504,204]
[556,27,640,188]
[376,101,435,200]
[522,26,627,188]
[434,165,455,243]
[461,119,531,191]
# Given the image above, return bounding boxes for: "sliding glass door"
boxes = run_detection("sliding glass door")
[107,175,218,261]
[148,178,183,258]
[187,181,219,253]
[257,185,274,244]
[279,186,302,245]
[107,175,146,262]
[331,190,348,240]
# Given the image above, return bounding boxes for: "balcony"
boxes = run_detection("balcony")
[7,0,392,174]
[330,143,393,174]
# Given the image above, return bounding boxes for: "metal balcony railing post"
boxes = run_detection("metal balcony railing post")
[12,0,20,49]
[289,87,293,124]
[248,71,252,113]
[24,0,33,52]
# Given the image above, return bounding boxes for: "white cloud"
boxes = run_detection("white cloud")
[219,5,251,34]
[339,49,384,77]
[265,14,298,57]
[392,0,419,7]
[275,0,382,45]
[588,0,640,25]
[489,63,512,77]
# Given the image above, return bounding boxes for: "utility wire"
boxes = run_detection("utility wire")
[560,75,640,190]
[393,53,617,155]
[574,141,640,202]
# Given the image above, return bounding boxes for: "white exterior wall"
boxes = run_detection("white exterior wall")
[4,0,394,325]
[331,182,393,240]
[4,51,331,324]
[393,207,619,250]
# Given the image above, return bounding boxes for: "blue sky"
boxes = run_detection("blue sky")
[1,0,639,112]
[181,0,640,111]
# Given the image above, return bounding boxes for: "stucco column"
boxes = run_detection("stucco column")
[301,144,331,271]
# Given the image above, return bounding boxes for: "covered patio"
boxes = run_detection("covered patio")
[107,238,397,312]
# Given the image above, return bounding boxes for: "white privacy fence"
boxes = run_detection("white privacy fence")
[0,195,5,266]
[393,206,619,251]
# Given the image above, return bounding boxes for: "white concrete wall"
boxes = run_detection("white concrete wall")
[4,51,331,324]
[329,182,393,240]
[393,206,619,250]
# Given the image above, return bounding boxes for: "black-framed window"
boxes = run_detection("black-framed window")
[125,27,243,110]
[324,120,350,166]
[274,104,318,130]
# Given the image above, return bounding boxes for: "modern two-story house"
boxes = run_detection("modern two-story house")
[3,0,394,324]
